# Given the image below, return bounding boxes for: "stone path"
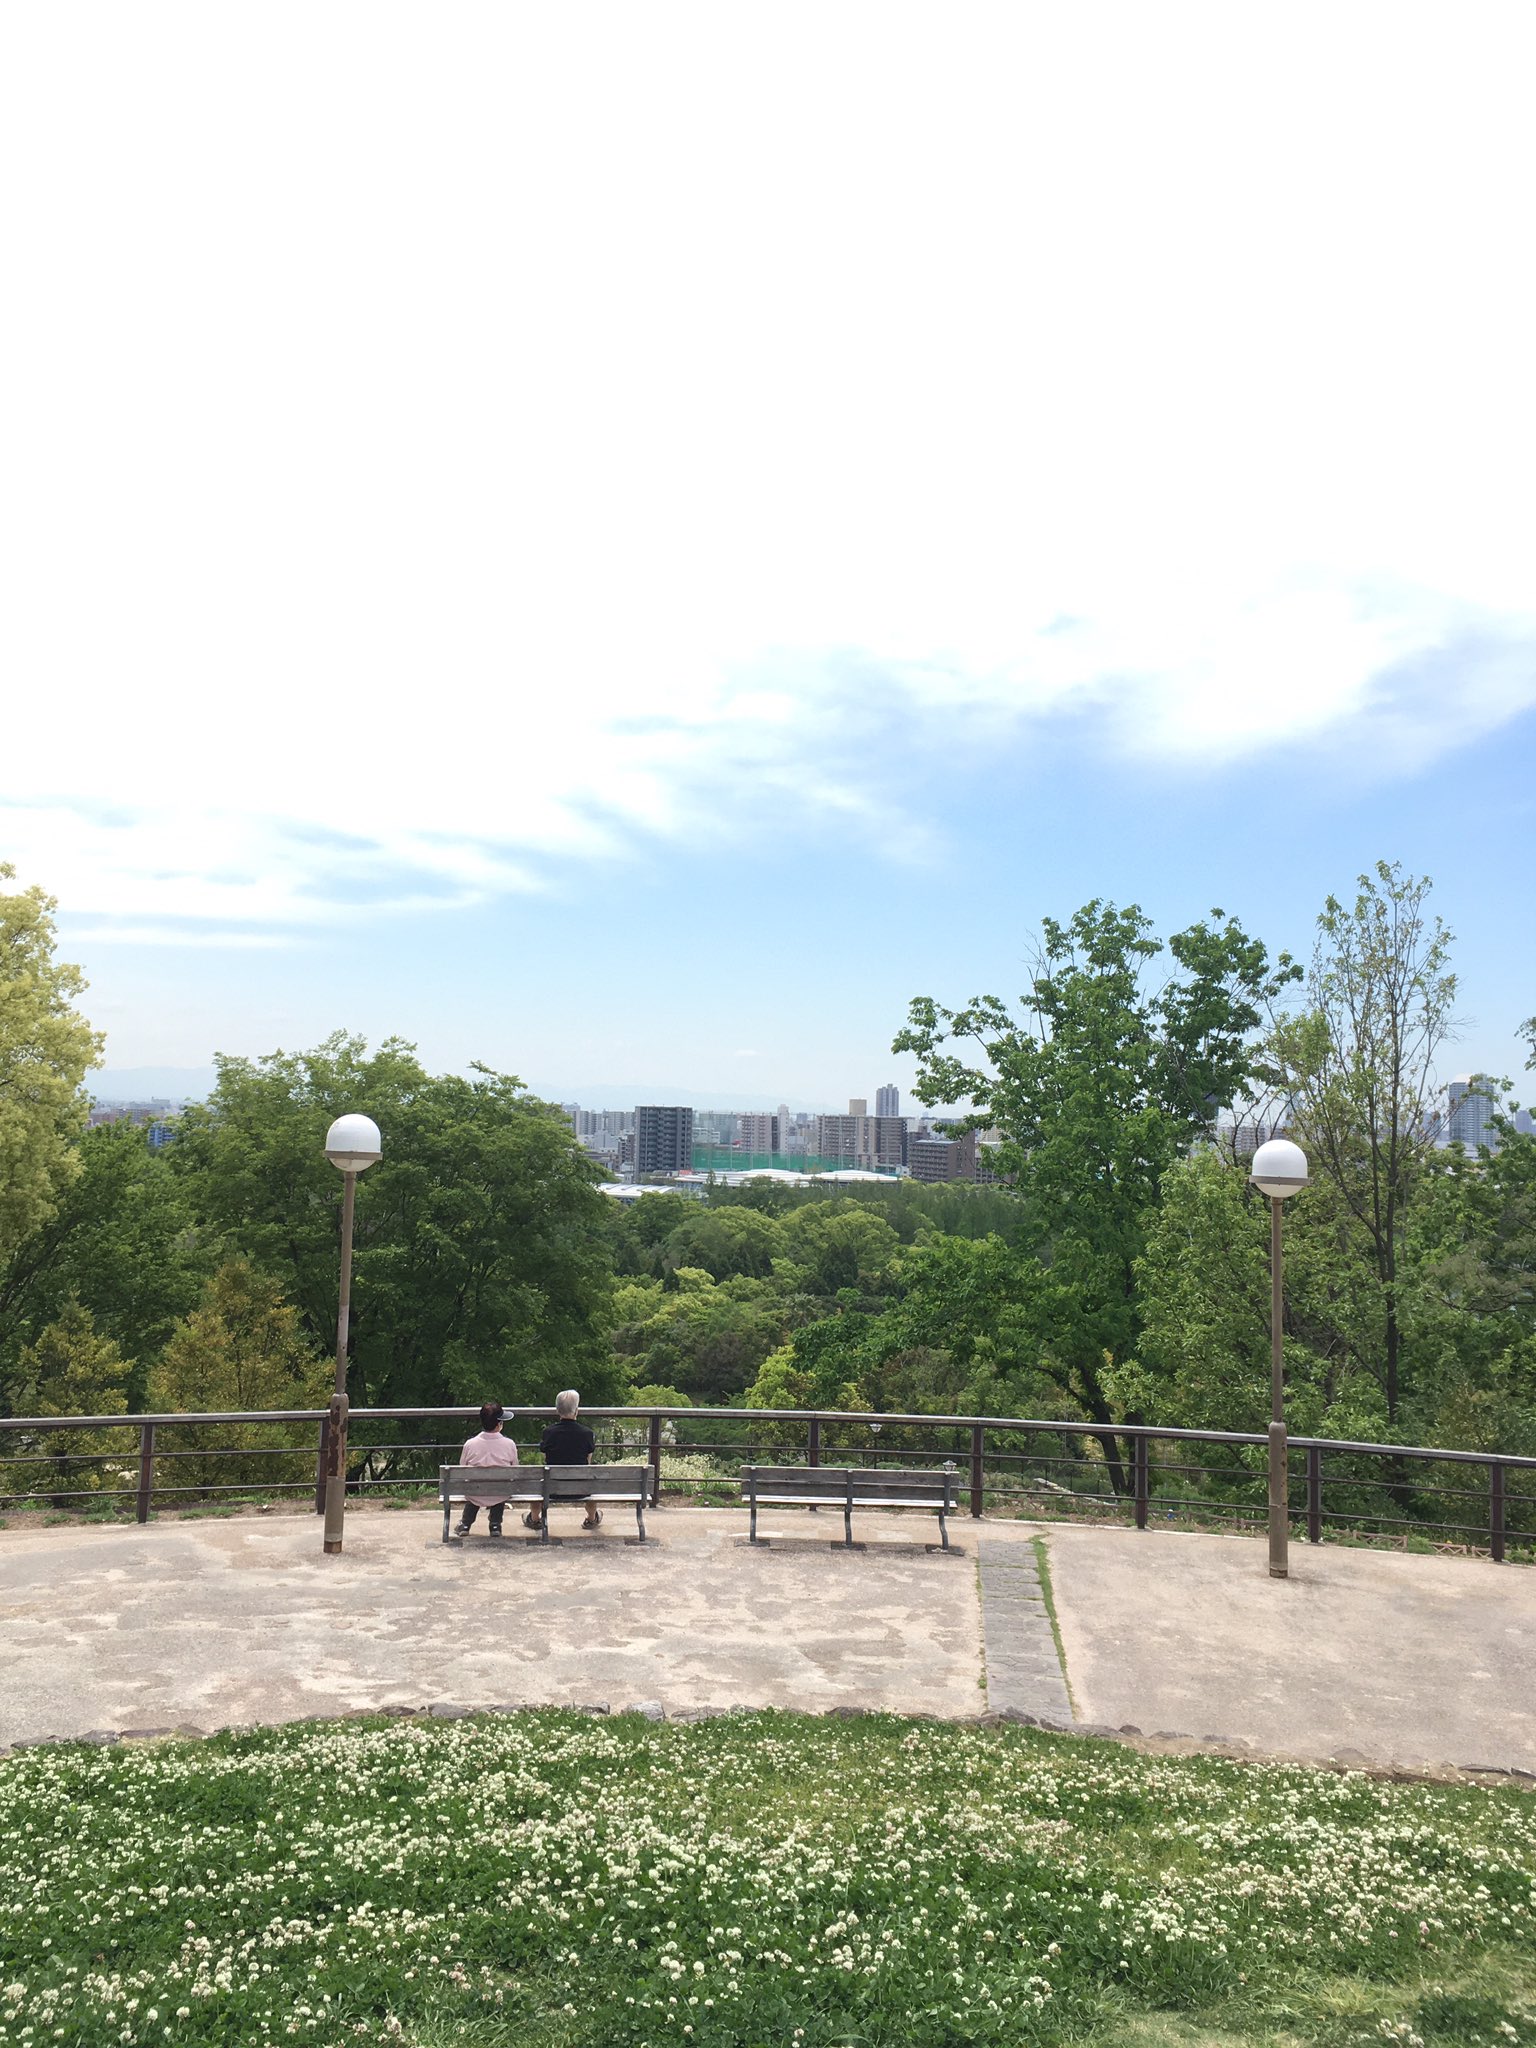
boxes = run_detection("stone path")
[977,1535,1073,1723]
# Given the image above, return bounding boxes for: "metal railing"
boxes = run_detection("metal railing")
[2,1406,1534,1559]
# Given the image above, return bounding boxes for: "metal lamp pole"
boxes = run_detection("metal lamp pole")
[1250,1137,1308,1580]
[322,1114,382,1556]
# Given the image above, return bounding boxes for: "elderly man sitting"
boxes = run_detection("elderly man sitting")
[523,1389,602,1531]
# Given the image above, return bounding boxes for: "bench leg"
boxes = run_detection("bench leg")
[749,1498,758,1544]
[635,1499,646,1543]
[937,1506,950,1552]
[442,1500,451,1545]
[843,1504,854,1549]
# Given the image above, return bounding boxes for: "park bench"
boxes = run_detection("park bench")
[740,1464,960,1550]
[439,1463,653,1545]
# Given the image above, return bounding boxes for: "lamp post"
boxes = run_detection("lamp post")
[1249,1136,1308,1579]
[322,1113,382,1555]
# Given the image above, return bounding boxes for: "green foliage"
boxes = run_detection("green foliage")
[1116,1149,1389,1442]
[143,1260,329,1495]
[0,868,102,1271]
[1258,861,1458,1423]
[895,899,1292,1456]
[611,1268,785,1403]
[14,1300,131,1499]
[0,1117,209,1409]
[168,1034,620,1410]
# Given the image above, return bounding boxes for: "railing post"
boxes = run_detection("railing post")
[135,1422,156,1524]
[1133,1435,1149,1530]
[969,1423,984,1519]
[807,1415,821,1470]
[648,1412,662,1505]
[1491,1461,1506,1564]
[1306,1445,1322,1544]
[314,1415,330,1515]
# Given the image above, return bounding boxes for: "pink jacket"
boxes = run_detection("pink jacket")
[459,1428,519,1504]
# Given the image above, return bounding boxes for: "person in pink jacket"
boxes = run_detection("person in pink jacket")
[453,1401,519,1538]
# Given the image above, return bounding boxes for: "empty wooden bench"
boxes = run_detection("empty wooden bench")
[439,1463,654,1545]
[740,1464,960,1550]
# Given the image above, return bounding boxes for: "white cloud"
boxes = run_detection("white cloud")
[3,1,1534,930]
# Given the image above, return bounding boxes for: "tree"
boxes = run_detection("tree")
[895,899,1290,1480]
[146,1260,329,1495]
[1258,862,1457,1424]
[660,1206,787,1280]
[0,1117,209,1409]
[0,867,102,1273]
[167,1034,620,1410]
[1402,1128,1536,1454]
[1116,1149,1388,1443]
[15,1300,131,1502]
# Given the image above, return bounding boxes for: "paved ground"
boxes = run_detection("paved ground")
[0,1506,991,1743]
[2,1506,1532,1772]
[1049,1522,1536,1771]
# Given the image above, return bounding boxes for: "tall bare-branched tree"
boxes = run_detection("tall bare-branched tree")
[1258,861,1457,1424]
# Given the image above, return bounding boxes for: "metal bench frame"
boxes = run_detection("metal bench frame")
[438,1463,653,1545]
[741,1464,959,1549]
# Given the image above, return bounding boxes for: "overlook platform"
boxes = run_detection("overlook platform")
[1,1504,1531,1775]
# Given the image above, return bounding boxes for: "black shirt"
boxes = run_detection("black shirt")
[540,1418,595,1466]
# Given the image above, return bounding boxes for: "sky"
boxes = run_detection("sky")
[3,3,1533,1112]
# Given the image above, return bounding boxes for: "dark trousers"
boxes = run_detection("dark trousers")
[457,1501,504,1534]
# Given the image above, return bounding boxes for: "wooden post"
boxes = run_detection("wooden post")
[969,1423,984,1520]
[135,1421,156,1524]
[647,1411,662,1505]
[807,1415,821,1469]
[314,1415,329,1515]
[1133,1435,1149,1530]
[1306,1445,1322,1544]
[1491,1462,1506,1564]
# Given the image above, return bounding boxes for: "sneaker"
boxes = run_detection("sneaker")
[522,1512,541,1530]
[583,1509,603,1529]
[452,1521,472,1538]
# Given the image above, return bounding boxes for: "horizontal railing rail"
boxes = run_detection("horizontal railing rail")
[1,1405,1532,1558]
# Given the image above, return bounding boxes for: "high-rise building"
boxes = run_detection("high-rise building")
[814,1114,860,1162]
[812,1113,904,1169]
[848,1097,868,1117]
[907,1127,1000,1183]
[1444,1076,1498,1153]
[738,1112,780,1155]
[875,1084,900,1118]
[635,1105,694,1175]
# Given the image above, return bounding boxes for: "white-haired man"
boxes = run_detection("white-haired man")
[524,1389,601,1531]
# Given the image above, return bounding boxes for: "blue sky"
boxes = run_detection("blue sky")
[3,4,1533,1111]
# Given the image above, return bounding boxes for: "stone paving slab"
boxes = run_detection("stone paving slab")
[976,1535,1073,1724]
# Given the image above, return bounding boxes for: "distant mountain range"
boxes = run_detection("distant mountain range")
[87,1066,217,1103]
[86,1067,929,1118]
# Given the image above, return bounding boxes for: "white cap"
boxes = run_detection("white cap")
[1250,1136,1308,1198]
[324,1113,383,1174]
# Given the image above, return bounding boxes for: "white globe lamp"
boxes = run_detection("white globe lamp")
[324,1113,383,1175]
[1249,1136,1308,1199]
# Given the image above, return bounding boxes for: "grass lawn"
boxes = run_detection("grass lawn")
[1,1712,1533,2048]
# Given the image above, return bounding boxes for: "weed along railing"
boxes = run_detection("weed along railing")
[1,1406,1533,1559]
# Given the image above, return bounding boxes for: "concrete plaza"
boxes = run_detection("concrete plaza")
[1,1504,1531,1775]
